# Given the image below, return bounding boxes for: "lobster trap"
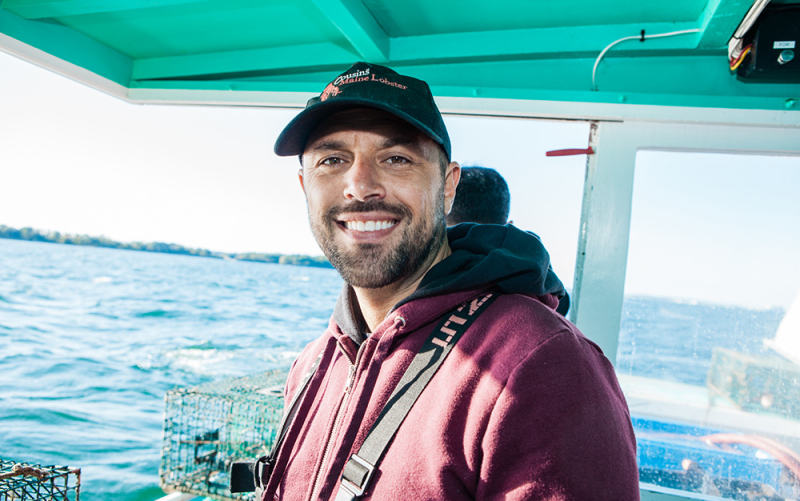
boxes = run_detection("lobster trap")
[0,459,80,501]
[160,368,289,500]
[708,347,800,419]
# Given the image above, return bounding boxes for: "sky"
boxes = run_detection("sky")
[1,50,799,309]
[626,151,800,310]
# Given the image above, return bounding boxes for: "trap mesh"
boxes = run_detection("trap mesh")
[708,347,800,419]
[160,368,289,500]
[0,460,80,501]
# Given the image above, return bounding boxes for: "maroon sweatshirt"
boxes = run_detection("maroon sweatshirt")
[264,224,639,500]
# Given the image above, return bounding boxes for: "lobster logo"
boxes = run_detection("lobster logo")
[320,83,341,101]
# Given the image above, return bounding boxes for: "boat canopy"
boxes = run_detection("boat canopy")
[1,0,799,119]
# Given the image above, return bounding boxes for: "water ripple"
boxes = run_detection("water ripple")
[0,238,343,501]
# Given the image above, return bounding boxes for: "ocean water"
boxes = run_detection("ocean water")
[617,296,785,386]
[0,239,342,500]
[0,238,788,500]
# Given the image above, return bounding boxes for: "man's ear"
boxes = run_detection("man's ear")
[444,161,461,213]
[298,167,306,195]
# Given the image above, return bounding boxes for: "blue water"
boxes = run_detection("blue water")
[0,238,787,500]
[617,296,785,386]
[0,239,342,500]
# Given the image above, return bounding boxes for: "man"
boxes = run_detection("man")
[445,166,511,226]
[266,62,639,500]
[446,166,570,317]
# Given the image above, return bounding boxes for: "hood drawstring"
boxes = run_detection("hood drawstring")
[382,315,406,339]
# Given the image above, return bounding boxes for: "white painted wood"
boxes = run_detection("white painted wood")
[126,89,800,129]
[126,88,314,108]
[570,121,637,363]
[436,96,800,128]
[153,493,201,501]
[0,33,128,101]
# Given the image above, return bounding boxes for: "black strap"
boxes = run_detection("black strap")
[270,350,325,461]
[335,292,498,500]
[230,349,324,494]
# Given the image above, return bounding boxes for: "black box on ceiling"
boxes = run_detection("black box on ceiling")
[737,4,800,82]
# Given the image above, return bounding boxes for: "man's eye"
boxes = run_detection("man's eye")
[386,156,410,165]
[320,157,344,166]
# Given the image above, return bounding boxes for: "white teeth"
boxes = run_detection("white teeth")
[344,220,396,232]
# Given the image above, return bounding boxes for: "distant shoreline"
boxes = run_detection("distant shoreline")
[0,225,332,269]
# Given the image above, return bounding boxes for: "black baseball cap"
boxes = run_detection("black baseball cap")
[274,62,451,161]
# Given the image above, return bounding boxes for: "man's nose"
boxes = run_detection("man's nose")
[343,157,385,201]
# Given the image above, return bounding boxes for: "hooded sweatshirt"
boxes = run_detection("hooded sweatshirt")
[264,224,639,501]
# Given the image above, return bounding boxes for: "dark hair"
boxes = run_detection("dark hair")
[447,166,510,225]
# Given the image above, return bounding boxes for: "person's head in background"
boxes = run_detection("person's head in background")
[446,166,510,226]
[446,165,570,317]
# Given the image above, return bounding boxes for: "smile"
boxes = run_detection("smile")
[343,220,397,232]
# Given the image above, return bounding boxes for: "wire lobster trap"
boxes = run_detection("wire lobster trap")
[708,347,800,419]
[0,460,80,501]
[160,368,289,500]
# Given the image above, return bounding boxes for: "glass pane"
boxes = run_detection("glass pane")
[618,151,800,500]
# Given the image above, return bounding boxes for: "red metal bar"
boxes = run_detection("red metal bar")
[545,147,594,157]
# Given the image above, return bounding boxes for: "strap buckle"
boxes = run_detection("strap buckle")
[254,455,273,490]
[337,454,376,499]
[229,455,273,493]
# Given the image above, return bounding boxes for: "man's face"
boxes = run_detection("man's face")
[299,108,459,289]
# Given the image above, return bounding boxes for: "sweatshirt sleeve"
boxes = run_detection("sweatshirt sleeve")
[476,331,640,501]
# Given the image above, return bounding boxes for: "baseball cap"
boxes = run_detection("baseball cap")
[274,62,451,161]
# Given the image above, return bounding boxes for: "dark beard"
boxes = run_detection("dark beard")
[310,198,446,289]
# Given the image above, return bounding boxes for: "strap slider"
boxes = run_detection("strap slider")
[340,454,376,497]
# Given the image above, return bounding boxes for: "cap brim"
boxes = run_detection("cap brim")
[274,97,446,157]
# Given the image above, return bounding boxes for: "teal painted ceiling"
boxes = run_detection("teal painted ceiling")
[1,0,798,111]
[362,0,706,37]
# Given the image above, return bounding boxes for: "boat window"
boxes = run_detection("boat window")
[446,115,589,292]
[618,150,800,500]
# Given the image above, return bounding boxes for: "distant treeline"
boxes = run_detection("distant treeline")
[0,225,332,268]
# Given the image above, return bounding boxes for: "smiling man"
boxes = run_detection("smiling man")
[259,62,639,500]
[299,108,455,328]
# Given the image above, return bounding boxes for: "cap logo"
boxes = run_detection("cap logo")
[325,66,410,96]
[320,83,341,102]
[333,67,370,86]
[370,75,408,90]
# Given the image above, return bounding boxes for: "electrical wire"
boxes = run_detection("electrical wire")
[734,0,771,38]
[728,0,770,63]
[592,29,701,91]
[729,45,752,71]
